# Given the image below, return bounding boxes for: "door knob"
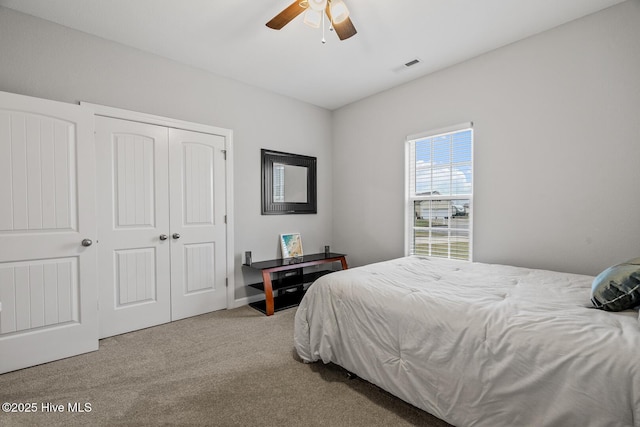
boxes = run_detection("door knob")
[172,233,181,239]
[159,234,168,241]
[81,239,93,247]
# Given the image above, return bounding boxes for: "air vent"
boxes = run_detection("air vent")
[392,57,424,73]
[404,58,421,68]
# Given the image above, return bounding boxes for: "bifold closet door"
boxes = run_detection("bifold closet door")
[0,91,98,373]
[95,117,171,339]
[96,118,228,337]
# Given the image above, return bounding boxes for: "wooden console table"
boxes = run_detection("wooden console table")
[244,253,348,316]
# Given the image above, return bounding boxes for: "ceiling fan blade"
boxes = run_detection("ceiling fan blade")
[333,16,357,40]
[266,1,308,30]
[324,3,357,41]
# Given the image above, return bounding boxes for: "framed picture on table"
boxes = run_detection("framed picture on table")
[280,233,303,258]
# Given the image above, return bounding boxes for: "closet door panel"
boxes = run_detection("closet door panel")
[96,117,171,338]
[169,129,227,320]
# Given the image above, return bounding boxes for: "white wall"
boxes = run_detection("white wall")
[332,0,640,276]
[0,6,333,300]
[2,1,638,295]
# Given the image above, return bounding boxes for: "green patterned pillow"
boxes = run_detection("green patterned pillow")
[591,257,640,311]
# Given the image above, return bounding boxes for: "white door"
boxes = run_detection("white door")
[95,117,171,338]
[169,129,227,320]
[0,91,97,374]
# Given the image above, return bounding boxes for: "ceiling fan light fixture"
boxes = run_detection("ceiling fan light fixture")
[266,0,356,41]
[330,0,349,24]
[308,0,327,12]
[303,9,322,28]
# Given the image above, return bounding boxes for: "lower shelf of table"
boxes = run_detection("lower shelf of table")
[247,270,334,293]
[249,289,305,315]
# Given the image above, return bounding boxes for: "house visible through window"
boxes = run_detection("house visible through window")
[406,124,473,260]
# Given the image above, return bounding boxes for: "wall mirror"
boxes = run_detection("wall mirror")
[261,149,317,214]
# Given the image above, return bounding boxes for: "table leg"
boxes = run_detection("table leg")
[340,256,348,270]
[262,270,275,316]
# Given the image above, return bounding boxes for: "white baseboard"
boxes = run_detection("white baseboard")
[232,293,264,309]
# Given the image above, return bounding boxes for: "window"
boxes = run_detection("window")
[406,123,473,260]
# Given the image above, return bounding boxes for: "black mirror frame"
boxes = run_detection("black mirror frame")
[261,149,317,215]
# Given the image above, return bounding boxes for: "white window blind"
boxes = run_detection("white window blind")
[405,123,473,260]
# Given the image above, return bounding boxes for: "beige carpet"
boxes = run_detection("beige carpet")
[0,305,452,426]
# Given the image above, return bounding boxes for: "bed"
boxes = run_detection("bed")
[294,256,640,427]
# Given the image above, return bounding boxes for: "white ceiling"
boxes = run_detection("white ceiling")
[0,0,626,110]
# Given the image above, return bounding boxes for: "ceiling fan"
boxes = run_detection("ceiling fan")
[266,0,357,41]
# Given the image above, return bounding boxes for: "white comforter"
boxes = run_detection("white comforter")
[294,256,640,427]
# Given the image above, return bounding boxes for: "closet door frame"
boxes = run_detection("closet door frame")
[82,103,235,312]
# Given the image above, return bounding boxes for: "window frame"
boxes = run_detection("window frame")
[405,123,474,261]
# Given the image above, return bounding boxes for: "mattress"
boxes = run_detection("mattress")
[294,256,640,426]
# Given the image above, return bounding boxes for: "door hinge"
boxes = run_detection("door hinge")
[221,149,227,160]
[224,215,227,224]
[225,278,228,288]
